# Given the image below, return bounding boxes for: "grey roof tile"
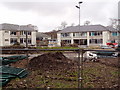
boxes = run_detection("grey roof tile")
[0,23,19,30]
[58,25,117,33]
[36,32,50,38]
[19,25,34,31]
[106,26,118,31]
[0,23,37,31]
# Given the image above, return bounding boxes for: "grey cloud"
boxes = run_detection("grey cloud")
[0,1,118,31]
[1,2,74,16]
[81,2,117,25]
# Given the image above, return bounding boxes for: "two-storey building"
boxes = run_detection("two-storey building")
[0,23,38,46]
[57,25,119,47]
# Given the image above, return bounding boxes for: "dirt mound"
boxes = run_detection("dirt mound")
[10,59,28,69]
[98,57,120,68]
[29,52,76,71]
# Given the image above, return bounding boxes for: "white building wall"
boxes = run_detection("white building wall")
[87,32,90,46]
[4,30,11,46]
[0,30,37,47]
[103,31,109,45]
[31,31,37,46]
[0,30,4,46]
[57,33,61,46]
[70,33,74,44]
[57,30,117,47]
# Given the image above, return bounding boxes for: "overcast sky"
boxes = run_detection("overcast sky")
[0,0,119,32]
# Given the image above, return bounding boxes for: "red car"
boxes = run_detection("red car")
[106,42,118,48]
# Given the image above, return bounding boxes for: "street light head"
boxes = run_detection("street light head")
[76,6,80,9]
[79,1,83,4]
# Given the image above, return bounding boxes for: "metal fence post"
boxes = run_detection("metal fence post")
[25,31,29,69]
[78,49,80,88]
[81,49,84,88]
[26,49,29,69]
[78,49,84,89]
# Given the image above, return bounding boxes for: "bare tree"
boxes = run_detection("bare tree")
[109,18,118,29]
[84,21,91,26]
[56,21,68,30]
[61,21,67,29]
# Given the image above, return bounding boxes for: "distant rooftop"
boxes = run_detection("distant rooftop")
[0,23,38,31]
[58,24,117,33]
[36,32,51,38]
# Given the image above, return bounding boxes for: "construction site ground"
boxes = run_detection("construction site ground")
[2,52,120,88]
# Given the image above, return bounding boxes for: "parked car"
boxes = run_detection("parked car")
[83,51,98,62]
[116,44,120,51]
[95,51,118,57]
[100,45,112,49]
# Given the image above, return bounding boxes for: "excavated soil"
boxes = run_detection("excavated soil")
[28,52,77,71]
[10,52,120,70]
[98,57,120,68]
[3,52,120,88]
[10,59,28,69]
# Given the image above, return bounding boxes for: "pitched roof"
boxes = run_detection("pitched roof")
[0,23,19,30]
[0,23,37,31]
[58,24,117,33]
[36,32,51,38]
[19,25,35,31]
[106,26,118,31]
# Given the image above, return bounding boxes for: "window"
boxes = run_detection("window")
[89,32,95,36]
[44,38,48,40]
[5,31,9,33]
[24,39,26,43]
[10,38,17,44]
[5,39,9,41]
[73,33,80,37]
[28,32,31,35]
[20,38,24,43]
[23,38,31,44]
[20,31,24,35]
[89,39,103,44]
[61,40,71,44]
[98,32,102,36]
[81,32,87,36]
[61,33,70,37]
[97,39,103,44]
[73,32,87,37]
[10,31,16,35]
[24,31,27,35]
[23,31,31,35]
[28,38,31,44]
[89,31,102,36]
[112,32,118,36]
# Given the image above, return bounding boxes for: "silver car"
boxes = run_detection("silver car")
[101,45,112,49]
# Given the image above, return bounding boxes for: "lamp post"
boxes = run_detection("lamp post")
[76,1,83,89]
[76,1,83,46]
